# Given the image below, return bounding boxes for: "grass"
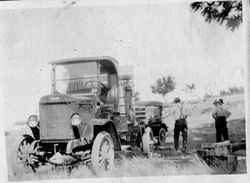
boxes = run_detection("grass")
[6,118,245,181]
[7,154,213,181]
[5,128,215,181]
[110,154,213,177]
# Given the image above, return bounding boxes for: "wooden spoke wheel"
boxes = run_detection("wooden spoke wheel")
[91,132,114,175]
[158,127,167,146]
[16,136,39,173]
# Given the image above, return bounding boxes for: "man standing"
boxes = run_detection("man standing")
[167,97,190,153]
[212,99,231,142]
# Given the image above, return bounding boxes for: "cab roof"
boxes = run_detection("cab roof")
[48,56,119,65]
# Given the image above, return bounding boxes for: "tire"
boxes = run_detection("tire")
[142,127,154,158]
[158,128,167,146]
[16,136,39,173]
[91,131,114,175]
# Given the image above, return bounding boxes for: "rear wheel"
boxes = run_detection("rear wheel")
[91,131,114,175]
[158,128,167,146]
[142,127,154,158]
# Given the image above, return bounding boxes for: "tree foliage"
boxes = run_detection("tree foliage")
[184,83,202,100]
[186,83,196,90]
[150,76,176,101]
[220,86,244,96]
[190,1,242,31]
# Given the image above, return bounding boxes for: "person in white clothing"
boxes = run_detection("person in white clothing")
[166,97,190,153]
[212,99,231,142]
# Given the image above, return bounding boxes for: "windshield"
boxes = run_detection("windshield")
[54,62,98,94]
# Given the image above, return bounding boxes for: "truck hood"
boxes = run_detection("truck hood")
[39,93,95,105]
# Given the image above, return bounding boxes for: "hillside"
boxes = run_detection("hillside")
[162,93,245,129]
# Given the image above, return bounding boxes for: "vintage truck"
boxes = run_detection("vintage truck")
[134,101,168,146]
[16,57,154,175]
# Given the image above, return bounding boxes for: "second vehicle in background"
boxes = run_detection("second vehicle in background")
[134,101,168,146]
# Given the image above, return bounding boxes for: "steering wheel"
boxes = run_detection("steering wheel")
[84,81,107,94]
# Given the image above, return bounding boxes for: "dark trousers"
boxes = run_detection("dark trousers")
[174,119,187,151]
[215,116,229,142]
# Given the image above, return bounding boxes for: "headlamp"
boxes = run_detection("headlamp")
[28,115,38,127]
[71,114,82,126]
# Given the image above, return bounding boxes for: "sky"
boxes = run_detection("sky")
[0,1,245,130]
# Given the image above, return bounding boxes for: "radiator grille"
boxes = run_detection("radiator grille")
[39,104,74,140]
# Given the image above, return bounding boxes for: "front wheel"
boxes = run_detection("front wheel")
[16,136,39,173]
[91,131,114,176]
[158,128,167,146]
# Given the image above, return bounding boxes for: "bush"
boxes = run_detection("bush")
[220,86,244,96]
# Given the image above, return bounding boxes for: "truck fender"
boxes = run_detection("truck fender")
[82,119,121,151]
[18,124,39,140]
[22,134,35,141]
[30,126,40,140]
[161,123,168,132]
[21,125,36,140]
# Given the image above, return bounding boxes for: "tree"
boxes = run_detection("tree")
[186,83,196,91]
[150,76,176,102]
[184,83,202,100]
[190,1,242,31]
[220,86,245,96]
